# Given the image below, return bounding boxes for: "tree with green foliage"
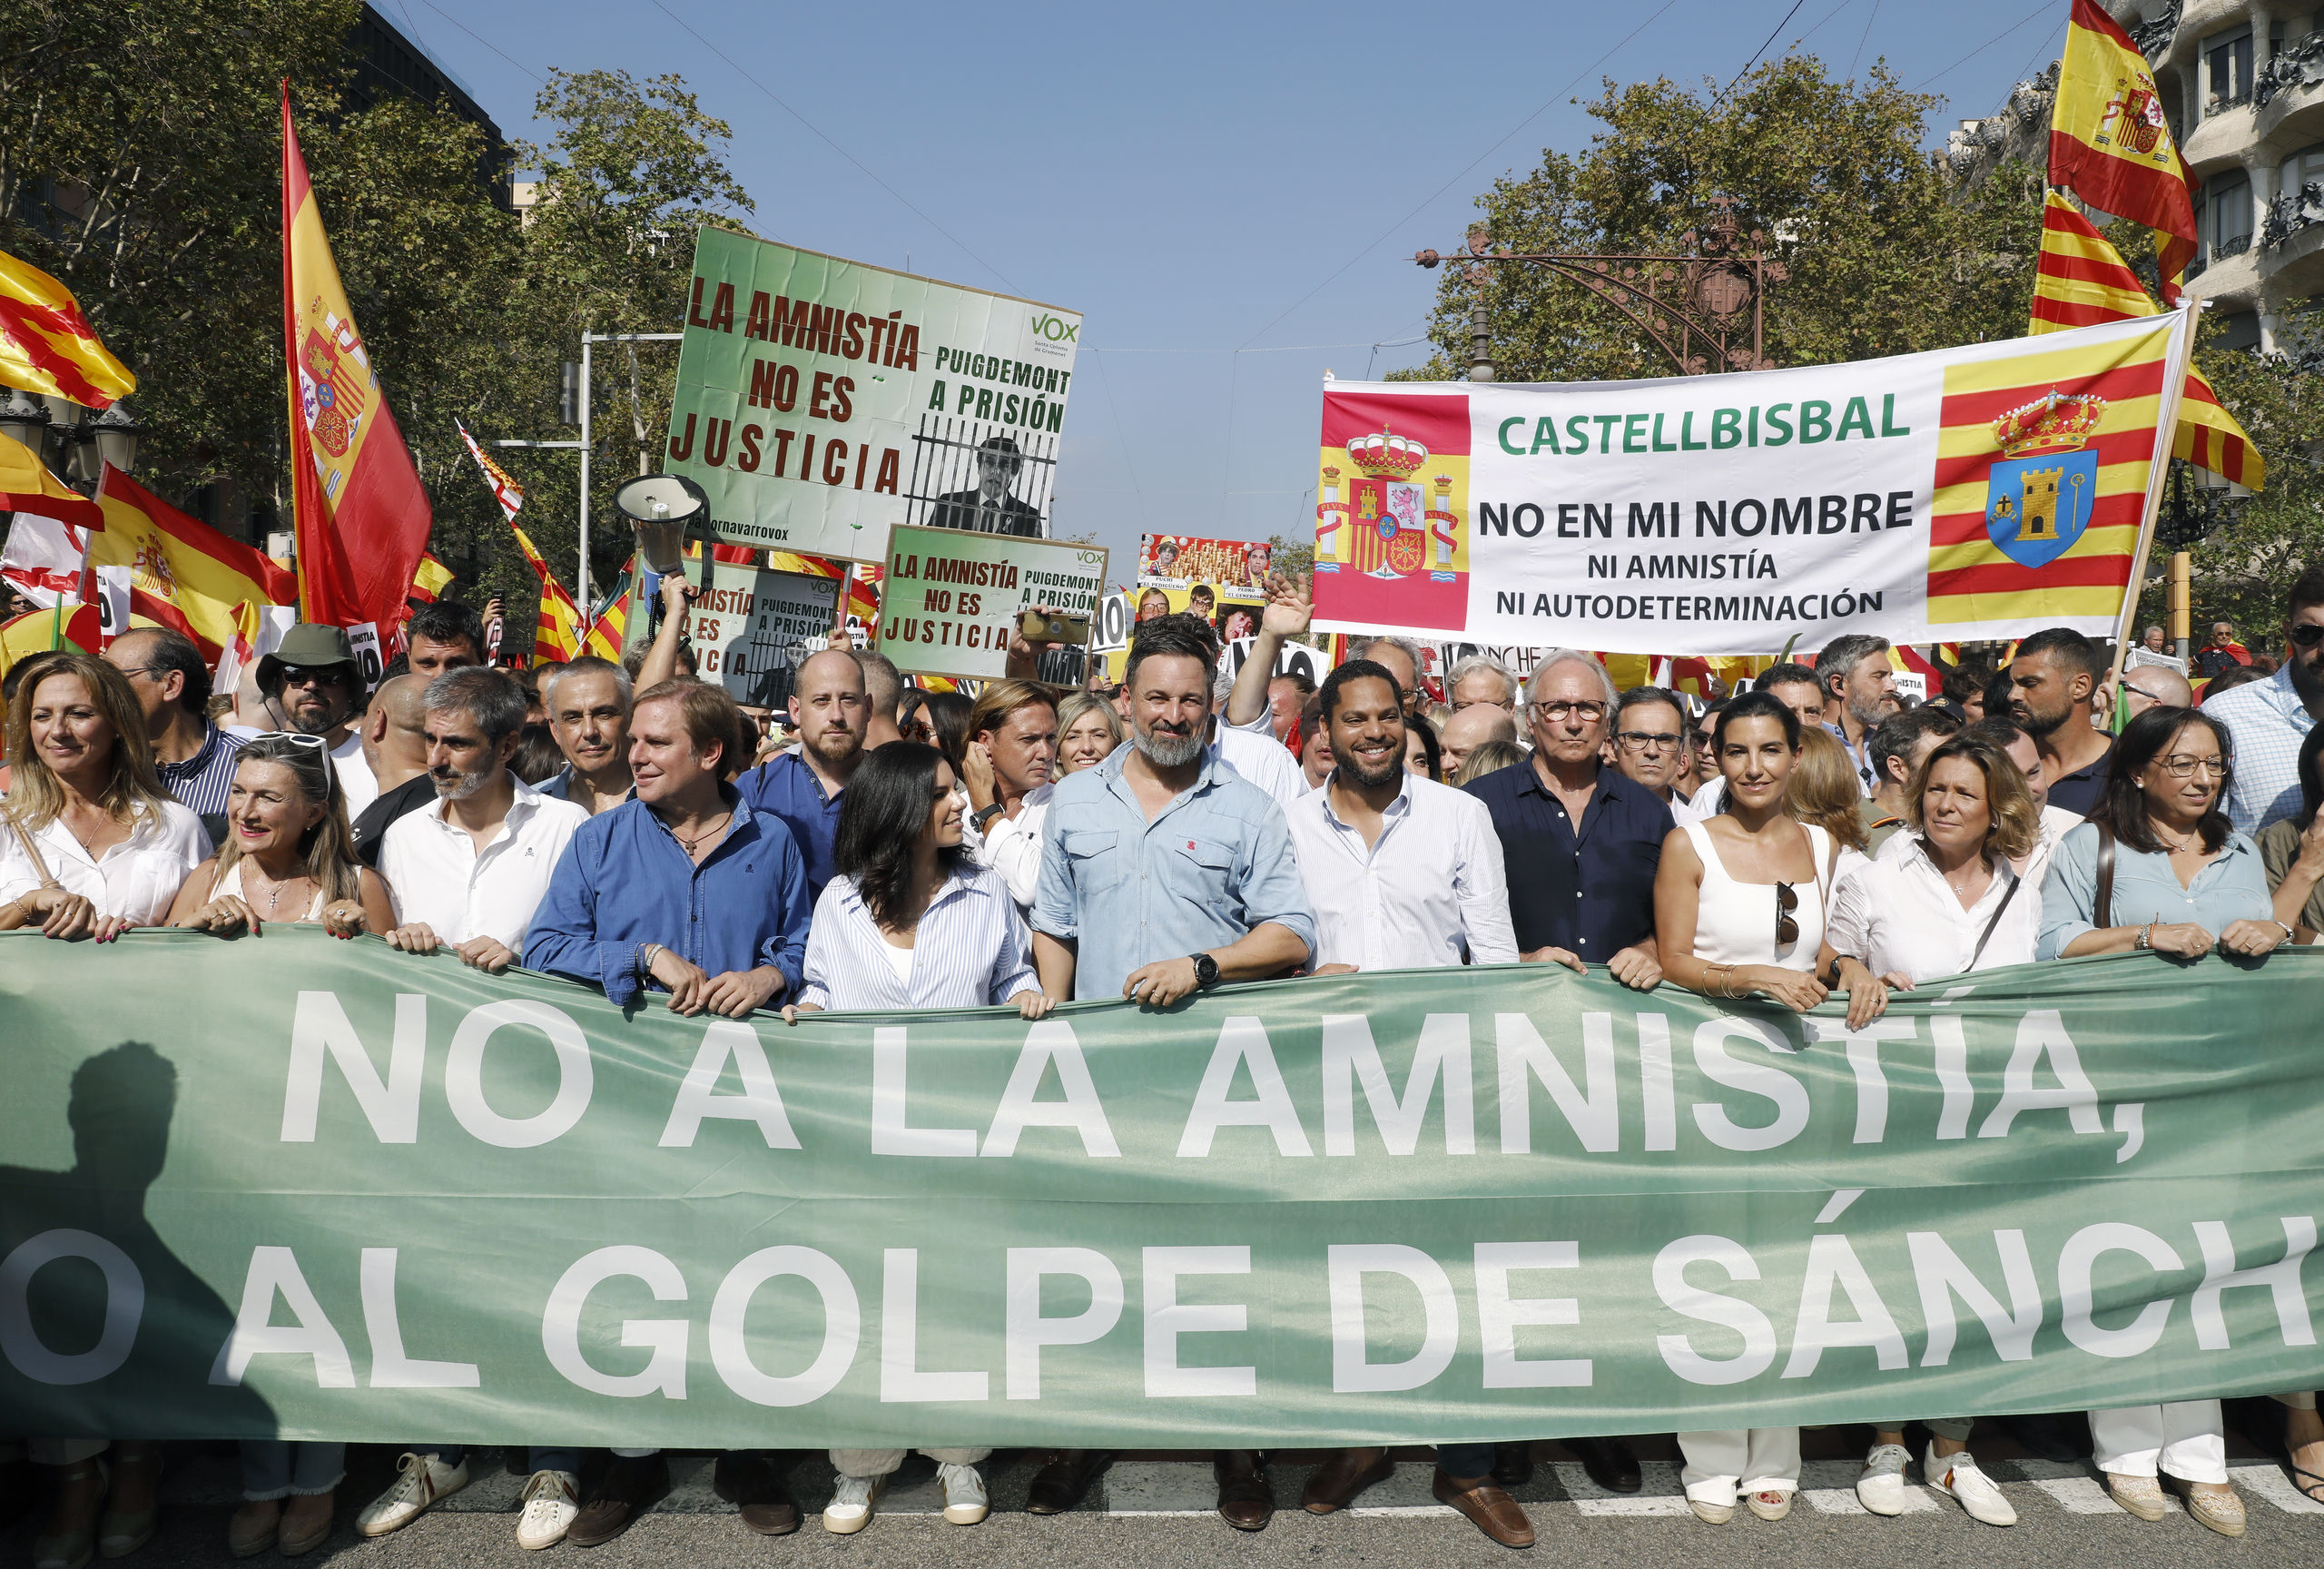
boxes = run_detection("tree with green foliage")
[1401,56,2043,384]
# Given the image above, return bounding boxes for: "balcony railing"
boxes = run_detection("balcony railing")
[2257,32,2324,107]
[2263,181,2324,248]
[2132,1,2180,59]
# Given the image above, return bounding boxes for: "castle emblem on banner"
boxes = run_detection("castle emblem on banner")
[1984,389,2106,570]
[1315,426,1460,581]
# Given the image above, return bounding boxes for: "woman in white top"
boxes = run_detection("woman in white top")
[166,735,391,941]
[1650,689,1859,1526]
[0,653,205,942]
[1822,730,2040,1528]
[5,655,204,1569]
[783,741,1047,1536]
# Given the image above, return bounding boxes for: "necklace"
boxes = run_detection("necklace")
[2152,821,2200,852]
[671,812,733,856]
[249,866,305,915]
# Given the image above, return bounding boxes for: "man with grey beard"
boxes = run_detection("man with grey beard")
[377,667,587,975]
[1029,612,1314,1530]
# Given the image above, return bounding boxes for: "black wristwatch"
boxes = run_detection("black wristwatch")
[1190,952,1220,989]
[971,803,1005,834]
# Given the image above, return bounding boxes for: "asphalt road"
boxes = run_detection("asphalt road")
[11,1427,2323,1569]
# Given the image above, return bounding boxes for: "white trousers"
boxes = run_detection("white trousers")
[2276,1390,2319,1411]
[830,1447,990,1479]
[1678,1428,1800,1505]
[2089,1402,2227,1484]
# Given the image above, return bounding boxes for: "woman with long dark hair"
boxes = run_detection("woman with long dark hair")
[2037,705,2280,1536]
[782,741,1048,1535]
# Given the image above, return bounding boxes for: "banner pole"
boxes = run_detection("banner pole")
[2111,299,2200,685]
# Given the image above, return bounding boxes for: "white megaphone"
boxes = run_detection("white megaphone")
[611,472,710,577]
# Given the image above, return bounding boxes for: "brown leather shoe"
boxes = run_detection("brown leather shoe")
[566,1455,668,1547]
[1025,1450,1114,1515]
[1433,1469,1534,1548]
[1302,1448,1393,1513]
[1214,1451,1273,1531]
[715,1451,800,1535]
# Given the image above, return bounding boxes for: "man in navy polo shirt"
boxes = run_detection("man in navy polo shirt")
[1462,648,1669,985]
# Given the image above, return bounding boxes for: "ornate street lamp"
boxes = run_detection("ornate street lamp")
[0,388,47,453]
[1417,197,1790,379]
[84,400,142,478]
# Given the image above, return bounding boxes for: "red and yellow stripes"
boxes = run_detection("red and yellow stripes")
[2031,193,2263,489]
[0,250,134,410]
[1928,321,2177,627]
[507,520,586,664]
[2048,0,2199,300]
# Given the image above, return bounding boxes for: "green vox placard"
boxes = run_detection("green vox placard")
[4,931,2321,1448]
[662,228,1081,561]
[873,524,1106,682]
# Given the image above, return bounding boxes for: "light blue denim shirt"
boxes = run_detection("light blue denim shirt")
[1033,745,1316,1001]
[2036,818,2273,959]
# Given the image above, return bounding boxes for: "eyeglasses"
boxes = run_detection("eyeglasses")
[112,666,164,682]
[2290,623,2324,648]
[250,731,329,751]
[2122,680,2162,703]
[1530,700,1608,723]
[278,667,351,689]
[2155,755,2230,780]
[1616,730,1684,753]
[1776,882,1799,947]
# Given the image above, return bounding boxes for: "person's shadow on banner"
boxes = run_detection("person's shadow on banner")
[0,1041,273,1439]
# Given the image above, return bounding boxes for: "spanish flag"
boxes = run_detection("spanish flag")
[409,552,456,606]
[0,250,135,410]
[2048,0,2200,300]
[282,84,430,632]
[1928,312,2190,627]
[81,466,300,659]
[507,518,586,664]
[2030,192,2264,488]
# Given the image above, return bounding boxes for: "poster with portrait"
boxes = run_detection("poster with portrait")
[1137,532,1275,592]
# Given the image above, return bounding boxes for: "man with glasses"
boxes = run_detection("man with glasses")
[2207,564,2324,833]
[1605,686,1691,804]
[2121,664,2192,724]
[2196,619,2253,681]
[256,624,378,814]
[103,627,243,844]
[1463,650,1669,987]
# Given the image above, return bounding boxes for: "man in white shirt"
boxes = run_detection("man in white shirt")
[379,667,586,972]
[1276,657,1528,1547]
[960,679,1058,908]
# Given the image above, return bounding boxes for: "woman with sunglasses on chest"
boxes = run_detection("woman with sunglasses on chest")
[1649,688,1861,1525]
[2036,704,2280,1537]
[166,734,391,942]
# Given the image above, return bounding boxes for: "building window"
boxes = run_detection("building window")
[2284,143,2324,193]
[2208,25,2255,104]
[2215,311,2261,350]
[2207,169,2254,256]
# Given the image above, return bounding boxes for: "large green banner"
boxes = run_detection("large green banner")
[5,931,2319,1446]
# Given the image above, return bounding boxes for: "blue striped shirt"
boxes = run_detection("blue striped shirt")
[798,864,1038,1011]
[156,724,245,820]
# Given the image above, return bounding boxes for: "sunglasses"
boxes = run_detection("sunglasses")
[2290,624,2324,648]
[251,731,329,751]
[1776,881,1799,948]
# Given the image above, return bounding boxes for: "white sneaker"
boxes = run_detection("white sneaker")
[937,1462,989,1525]
[356,1452,468,1537]
[1855,1444,1910,1516]
[515,1470,581,1550]
[822,1474,886,1534]
[1924,1447,2016,1527]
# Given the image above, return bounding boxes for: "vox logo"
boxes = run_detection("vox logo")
[1031,314,1079,343]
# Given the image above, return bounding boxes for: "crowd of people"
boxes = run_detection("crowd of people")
[8,564,2324,1559]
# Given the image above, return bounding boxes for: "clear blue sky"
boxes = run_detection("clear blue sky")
[390,0,2068,577]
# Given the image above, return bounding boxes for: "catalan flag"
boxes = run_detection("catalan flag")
[2048,0,2200,300]
[0,250,135,410]
[582,558,632,660]
[80,466,301,659]
[1927,311,2190,627]
[456,419,526,521]
[507,519,586,664]
[2030,192,2264,489]
[1886,643,1945,685]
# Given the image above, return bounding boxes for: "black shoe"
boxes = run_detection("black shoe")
[1490,1444,1534,1489]
[1025,1450,1114,1515]
[1568,1436,1641,1494]
[567,1454,669,1547]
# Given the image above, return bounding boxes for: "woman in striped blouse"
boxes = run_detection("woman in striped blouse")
[783,740,1049,1534]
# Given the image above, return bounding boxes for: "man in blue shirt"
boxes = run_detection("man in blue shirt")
[1463,649,1669,987]
[1029,613,1313,1531]
[2207,564,2324,834]
[523,678,810,1543]
[735,647,867,898]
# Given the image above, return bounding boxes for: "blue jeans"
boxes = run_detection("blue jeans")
[421,1446,584,1476]
[240,1442,344,1501]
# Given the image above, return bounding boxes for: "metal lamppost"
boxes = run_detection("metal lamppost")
[0,387,140,489]
[1417,197,1790,379]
